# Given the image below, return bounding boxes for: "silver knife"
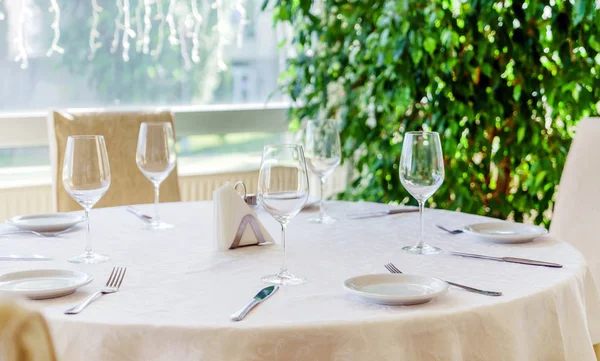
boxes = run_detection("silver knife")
[347,208,419,219]
[0,255,52,261]
[126,206,154,223]
[231,285,279,321]
[451,251,563,268]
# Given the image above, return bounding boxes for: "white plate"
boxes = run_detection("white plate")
[0,269,93,300]
[344,274,449,306]
[7,213,83,232]
[464,222,548,244]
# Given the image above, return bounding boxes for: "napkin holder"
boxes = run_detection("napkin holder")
[213,182,273,251]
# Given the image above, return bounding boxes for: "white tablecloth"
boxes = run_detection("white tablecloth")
[1,201,599,361]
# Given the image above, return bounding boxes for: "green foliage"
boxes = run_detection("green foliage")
[265,0,600,225]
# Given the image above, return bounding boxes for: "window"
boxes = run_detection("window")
[0,0,288,177]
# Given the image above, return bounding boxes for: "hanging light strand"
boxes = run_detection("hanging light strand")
[142,0,153,53]
[46,0,65,57]
[234,0,247,48]
[151,0,166,56]
[191,0,203,63]
[88,0,103,60]
[135,0,144,52]
[111,0,124,53]
[178,18,192,70]
[214,0,228,71]
[14,1,31,69]
[122,0,136,61]
[166,0,179,45]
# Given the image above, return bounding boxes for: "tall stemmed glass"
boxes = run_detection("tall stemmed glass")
[399,131,445,255]
[258,144,310,286]
[62,135,111,264]
[303,119,342,224]
[136,122,177,230]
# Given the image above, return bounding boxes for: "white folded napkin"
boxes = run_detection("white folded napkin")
[213,183,273,251]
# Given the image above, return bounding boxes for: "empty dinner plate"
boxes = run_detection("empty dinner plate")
[464,222,548,244]
[0,270,93,300]
[7,213,83,232]
[344,274,449,306]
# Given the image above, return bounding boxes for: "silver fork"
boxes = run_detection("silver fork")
[436,224,464,234]
[384,263,502,297]
[65,267,127,314]
[0,225,79,238]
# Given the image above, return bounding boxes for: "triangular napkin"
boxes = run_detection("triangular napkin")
[213,183,274,251]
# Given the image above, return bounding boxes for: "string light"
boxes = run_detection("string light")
[7,0,249,72]
[46,0,65,57]
[142,0,153,54]
[191,0,203,63]
[0,0,5,21]
[88,0,103,60]
[111,0,124,53]
[135,0,144,52]
[14,0,31,69]
[122,0,136,61]
[234,0,247,48]
[151,0,166,57]
[166,0,179,45]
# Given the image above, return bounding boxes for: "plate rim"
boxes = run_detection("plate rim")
[7,213,84,224]
[463,221,548,240]
[343,273,449,303]
[0,269,93,297]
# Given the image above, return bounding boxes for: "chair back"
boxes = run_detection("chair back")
[551,117,600,287]
[48,110,181,211]
[0,301,57,361]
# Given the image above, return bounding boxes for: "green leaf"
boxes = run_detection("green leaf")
[424,37,437,56]
[513,84,522,101]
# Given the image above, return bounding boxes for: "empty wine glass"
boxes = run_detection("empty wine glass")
[136,122,177,230]
[62,135,111,264]
[258,144,310,286]
[303,119,342,224]
[399,131,445,255]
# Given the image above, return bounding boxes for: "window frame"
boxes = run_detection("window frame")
[0,102,290,149]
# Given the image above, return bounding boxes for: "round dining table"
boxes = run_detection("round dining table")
[1,201,599,361]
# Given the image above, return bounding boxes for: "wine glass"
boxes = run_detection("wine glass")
[258,144,310,285]
[399,131,445,255]
[62,135,111,264]
[303,119,342,224]
[136,122,177,230]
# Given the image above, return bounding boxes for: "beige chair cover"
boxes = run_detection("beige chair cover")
[48,110,181,212]
[551,117,600,288]
[0,301,57,361]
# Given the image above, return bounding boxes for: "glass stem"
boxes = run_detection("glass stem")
[319,176,326,219]
[417,200,425,249]
[84,208,92,255]
[281,223,287,273]
[153,183,160,223]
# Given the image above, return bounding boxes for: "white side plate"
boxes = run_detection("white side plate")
[344,274,449,306]
[7,213,83,232]
[0,270,93,300]
[464,222,548,244]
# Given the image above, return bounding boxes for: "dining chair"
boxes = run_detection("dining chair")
[0,301,58,361]
[48,110,181,212]
[551,117,600,289]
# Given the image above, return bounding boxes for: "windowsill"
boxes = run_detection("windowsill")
[0,154,264,188]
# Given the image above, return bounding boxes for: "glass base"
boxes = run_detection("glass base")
[307,213,338,224]
[144,221,174,230]
[68,251,110,264]
[401,243,441,255]
[261,269,306,286]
